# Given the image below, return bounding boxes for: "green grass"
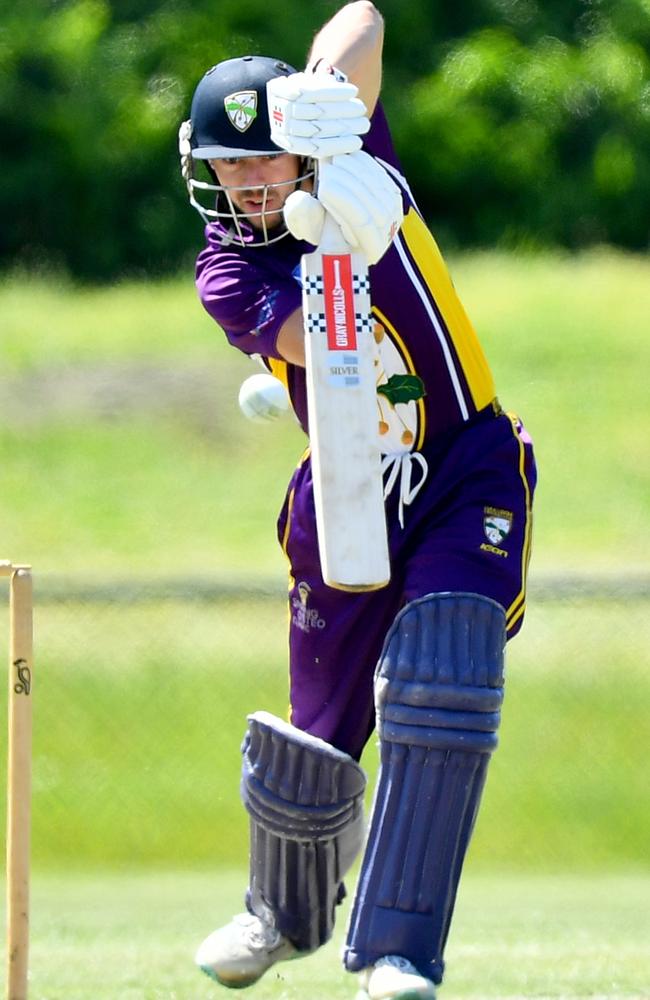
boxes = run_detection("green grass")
[1,248,650,577]
[0,254,649,878]
[0,274,220,371]
[1,595,648,872]
[0,255,649,995]
[1,419,302,578]
[7,870,650,998]
[454,249,650,572]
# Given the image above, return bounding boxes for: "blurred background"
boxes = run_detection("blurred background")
[1,0,649,995]
[3,0,650,277]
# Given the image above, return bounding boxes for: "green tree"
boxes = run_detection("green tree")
[1,0,648,280]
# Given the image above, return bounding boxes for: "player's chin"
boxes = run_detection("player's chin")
[243,209,285,232]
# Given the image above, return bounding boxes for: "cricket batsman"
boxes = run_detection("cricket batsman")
[178,3,537,998]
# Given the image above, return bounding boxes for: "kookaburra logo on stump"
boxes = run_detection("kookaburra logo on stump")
[224,91,258,132]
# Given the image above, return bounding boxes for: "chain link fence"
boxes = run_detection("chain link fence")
[2,574,649,873]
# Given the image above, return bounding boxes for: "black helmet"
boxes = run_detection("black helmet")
[178,55,314,246]
[190,56,295,159]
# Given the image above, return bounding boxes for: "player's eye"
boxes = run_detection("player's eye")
[222,157,241,166]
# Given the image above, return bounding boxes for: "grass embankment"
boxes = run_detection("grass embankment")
[1,249,649,577]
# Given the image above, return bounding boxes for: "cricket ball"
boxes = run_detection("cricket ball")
[238,373,290,423]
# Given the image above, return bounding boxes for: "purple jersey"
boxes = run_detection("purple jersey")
[195,104,497,446]
[193,98,537,730]
[190,62,539,996]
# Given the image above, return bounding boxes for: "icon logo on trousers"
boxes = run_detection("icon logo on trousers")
[480,506,513,558]
[292,581,327,633]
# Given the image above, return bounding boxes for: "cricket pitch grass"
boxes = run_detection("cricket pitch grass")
[3,869,648,999]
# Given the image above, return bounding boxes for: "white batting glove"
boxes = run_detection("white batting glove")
[317,152,404,265]
[283,190,326,245]
[267,69,370,157]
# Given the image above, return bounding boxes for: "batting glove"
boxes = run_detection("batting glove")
[283,153,403,264]
[283,190,326,245]
[318,152,404,264]
[267,66,370,158]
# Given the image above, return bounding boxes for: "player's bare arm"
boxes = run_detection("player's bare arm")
[272,4,397,368]
[276,307,307,366]
[306,1,384,115]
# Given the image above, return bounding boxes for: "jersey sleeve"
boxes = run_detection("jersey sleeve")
[362,101,402,171]
[195,242,301,359]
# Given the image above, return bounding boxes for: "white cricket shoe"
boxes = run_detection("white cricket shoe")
[195,911,300,988]
[357,955,436,1000]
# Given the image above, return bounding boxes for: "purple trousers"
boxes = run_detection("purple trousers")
[277,409,536,760]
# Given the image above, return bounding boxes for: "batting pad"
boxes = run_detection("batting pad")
[344,593,506,984]
[241,711,366,952]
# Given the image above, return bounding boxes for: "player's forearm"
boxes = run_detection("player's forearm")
[276,307,307,367]
[307,1,384,114]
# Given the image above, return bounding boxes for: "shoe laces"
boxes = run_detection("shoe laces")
[234,912,282,952]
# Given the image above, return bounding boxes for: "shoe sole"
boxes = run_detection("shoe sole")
[371,992,435,1000]
[367,989,435,1000]
[198,964,263,989]
[197,942,304,990]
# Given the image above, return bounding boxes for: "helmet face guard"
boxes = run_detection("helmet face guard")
[179,55,314,246]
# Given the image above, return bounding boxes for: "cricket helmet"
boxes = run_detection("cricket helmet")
[178,55,314,245]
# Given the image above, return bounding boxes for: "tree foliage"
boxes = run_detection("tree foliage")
[1,0,648,279]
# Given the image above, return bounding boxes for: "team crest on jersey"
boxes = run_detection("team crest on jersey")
[224,90,258,132]
[292,581,327,633]
[480,506,513,558]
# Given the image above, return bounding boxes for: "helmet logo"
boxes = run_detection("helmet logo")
[224,90,258,132]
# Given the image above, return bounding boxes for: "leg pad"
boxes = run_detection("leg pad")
[344,593,506,983]
[242,711,366,952]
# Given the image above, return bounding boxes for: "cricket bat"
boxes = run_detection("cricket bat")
[301,213,390,591]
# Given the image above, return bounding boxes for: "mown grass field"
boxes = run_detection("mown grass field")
[0,597,648,872]
[12,870,650,999]
[2,248,649,578]
[1,251,649,997]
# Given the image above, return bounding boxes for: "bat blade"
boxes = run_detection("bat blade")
[302,232,390,591]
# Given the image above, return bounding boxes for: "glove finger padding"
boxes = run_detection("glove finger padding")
[268,72,361,105]
[273,133,364,156]
[274,114,369,139]
[328,153,403,229]
[286,98,368,122]
[317,153,404,264]
[267,72,370,158]
[283,190,325,245]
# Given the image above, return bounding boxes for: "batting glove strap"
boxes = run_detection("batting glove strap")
[305,58,349,83]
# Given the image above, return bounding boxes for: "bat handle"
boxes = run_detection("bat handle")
[314,156,351,254]
[317,212,350,254]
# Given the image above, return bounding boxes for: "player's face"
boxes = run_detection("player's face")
[210,153,303,230]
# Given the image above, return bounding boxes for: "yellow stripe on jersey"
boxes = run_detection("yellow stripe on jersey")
[280,446,311,557]
[400,209,496,411]
[372,305,427,451]
[267,357,289,391]
[504,412,534,633]
[281,487,296,558]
